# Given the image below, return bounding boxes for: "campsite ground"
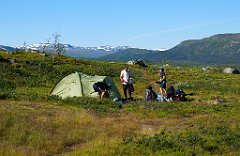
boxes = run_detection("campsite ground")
[0,51,240,155]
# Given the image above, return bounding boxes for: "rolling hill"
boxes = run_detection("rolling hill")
[100,33,240,64]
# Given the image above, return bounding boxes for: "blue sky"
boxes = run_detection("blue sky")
[1,0,240,49]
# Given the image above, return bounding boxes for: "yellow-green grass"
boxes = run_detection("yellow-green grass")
[2,100,238,155]
[0,51,240,155]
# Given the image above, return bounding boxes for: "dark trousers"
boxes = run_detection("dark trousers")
[122,84,131,99]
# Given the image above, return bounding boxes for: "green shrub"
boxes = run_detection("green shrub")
[118,125,240,155]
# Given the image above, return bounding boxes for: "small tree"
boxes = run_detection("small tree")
[23,41,28,52]
[42,38,51,53]
[52,32,66,55]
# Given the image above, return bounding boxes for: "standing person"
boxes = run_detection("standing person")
[120,66,132,100]
[159,68,167,97]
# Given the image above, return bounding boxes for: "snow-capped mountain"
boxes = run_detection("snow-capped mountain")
[0,43,165,59]
[1,43,132,59]
[63,45,131,58]
[20,43,75,51]
[20,43,130,52]
[152,48,167,51]
[0,45,17,52]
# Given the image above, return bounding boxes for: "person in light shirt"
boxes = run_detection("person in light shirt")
[120,66,132,100]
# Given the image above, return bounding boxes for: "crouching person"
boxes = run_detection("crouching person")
[145,85,157,101]
[93,81,109,98]
[166,86,175,102]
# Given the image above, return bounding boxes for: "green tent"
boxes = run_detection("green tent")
[51,72,121,99]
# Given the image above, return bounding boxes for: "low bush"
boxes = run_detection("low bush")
[118,124,240,155]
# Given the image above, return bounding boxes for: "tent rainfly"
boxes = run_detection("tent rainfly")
[51,72,121,99]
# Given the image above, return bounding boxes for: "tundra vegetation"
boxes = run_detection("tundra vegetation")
[0,51,239,156]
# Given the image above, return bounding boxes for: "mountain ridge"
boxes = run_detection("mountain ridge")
[100,33,240,64]
[0,44,134,59]
[1,33,240,64]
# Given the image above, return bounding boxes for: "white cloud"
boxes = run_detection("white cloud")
[117,17,240,45]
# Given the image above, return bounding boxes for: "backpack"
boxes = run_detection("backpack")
[129,83,135,92]
[175,89,187,101]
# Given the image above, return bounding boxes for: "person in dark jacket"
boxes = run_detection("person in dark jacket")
[166,86,175,102]
[159,68,167,97]
[93,81,109,98]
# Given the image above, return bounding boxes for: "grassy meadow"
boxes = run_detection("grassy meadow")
[0,51,239,156]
